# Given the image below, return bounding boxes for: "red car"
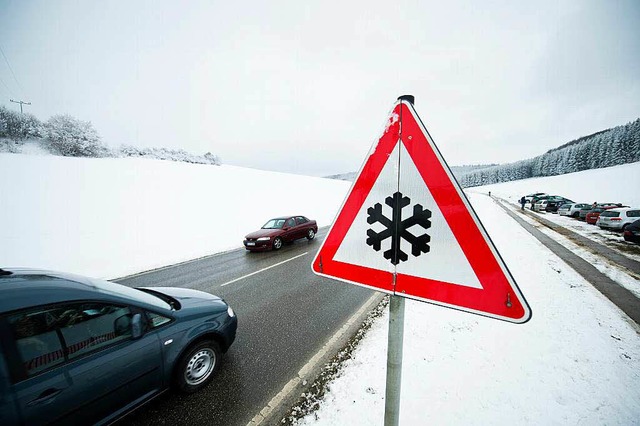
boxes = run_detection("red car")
[243,216,318,251]
[585,205,627,225]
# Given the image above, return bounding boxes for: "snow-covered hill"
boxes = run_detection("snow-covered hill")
[473,161,640,207]
[0,153,350,278]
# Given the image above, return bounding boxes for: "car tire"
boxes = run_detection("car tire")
[174,340,221,394]
[307,229,315,240]
[272,237,283,250]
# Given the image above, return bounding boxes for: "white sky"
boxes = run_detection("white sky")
[0,0,638,176]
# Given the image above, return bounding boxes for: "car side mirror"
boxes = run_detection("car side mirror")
[131,313,143,339]
[114,314,131,336]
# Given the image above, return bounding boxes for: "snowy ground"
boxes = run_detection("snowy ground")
[294,191,640,426]
[3,153,639,424]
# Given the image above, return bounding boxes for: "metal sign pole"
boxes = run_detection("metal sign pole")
[384,295,405,426]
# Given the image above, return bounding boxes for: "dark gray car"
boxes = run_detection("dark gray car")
[0,268,237,425]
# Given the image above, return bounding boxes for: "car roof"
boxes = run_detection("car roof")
[0,268,147,314]
[608,207,637,212]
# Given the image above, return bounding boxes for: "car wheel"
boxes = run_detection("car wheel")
[307,229,315,240]
[272,237,283,250]
[174,340,221,394]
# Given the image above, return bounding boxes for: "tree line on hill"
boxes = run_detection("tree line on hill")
[456,118,640,187]
[0,106,221,165]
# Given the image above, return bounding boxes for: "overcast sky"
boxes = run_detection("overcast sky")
[0,1,638,176]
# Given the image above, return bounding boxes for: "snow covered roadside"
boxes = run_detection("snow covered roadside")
[293,192,640,425]
[488,198,640,299]
[0,154,350,279]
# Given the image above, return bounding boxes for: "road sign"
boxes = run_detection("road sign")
[312,97,531,323]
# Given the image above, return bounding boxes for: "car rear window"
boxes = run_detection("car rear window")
[627,210,640,218]
[600,211,620,217]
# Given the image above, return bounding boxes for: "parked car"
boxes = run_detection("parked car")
[544,196,574,213]
[578,206,593,220]
[623,219,640,244]
[585,205,627,225]
[558,203,591,217]
[244,215,318,251]
[579,203,625,221]
[0,268,237,426]
[596,207,640,231]
[529,194,551,210]
[524,192,546,204]
[533,200,549,212]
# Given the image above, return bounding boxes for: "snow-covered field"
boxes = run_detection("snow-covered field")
[0,153,350,279]
[2,153,639,424]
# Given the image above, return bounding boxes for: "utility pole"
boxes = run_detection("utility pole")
[10,99,31,114]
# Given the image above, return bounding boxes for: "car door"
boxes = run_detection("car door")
[282,218,297,241]
[7,302,163,425]
[294,216,307,239]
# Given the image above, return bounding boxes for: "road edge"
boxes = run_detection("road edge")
[247,292,385,426]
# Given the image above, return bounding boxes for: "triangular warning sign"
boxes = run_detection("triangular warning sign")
[312,98,531,323]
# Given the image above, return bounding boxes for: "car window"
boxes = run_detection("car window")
[8,302,134,378]
[600,211,620,217]
[295,217,307,225]
[627,210,640,218]
[8,309,66,376]
[285,218,295,228]
[57,303,132,361]
[147,311,171,329]
[262,219,285,229]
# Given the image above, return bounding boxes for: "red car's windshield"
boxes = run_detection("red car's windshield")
[262,219,286,229]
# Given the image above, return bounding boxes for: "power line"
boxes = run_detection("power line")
[0,74,15,98]
[0,43,25,98]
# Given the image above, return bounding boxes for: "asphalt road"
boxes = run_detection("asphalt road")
[114,228,374,426]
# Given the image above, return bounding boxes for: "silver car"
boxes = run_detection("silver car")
[558,203,591,218]
[597,208,640,231]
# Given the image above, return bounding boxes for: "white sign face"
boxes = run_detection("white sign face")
[333,141,482,289]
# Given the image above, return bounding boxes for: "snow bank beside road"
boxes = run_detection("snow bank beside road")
[0,154,350,279]
[294,191,640,425]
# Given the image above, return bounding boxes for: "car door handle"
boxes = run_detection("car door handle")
[28,387,65,406]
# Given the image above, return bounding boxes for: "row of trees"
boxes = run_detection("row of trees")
[456,118,640,187]
[0,106,221,165]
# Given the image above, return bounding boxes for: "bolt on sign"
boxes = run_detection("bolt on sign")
[311,97,531,323]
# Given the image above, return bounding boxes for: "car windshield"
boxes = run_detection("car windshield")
[88,278,172,310]
[262,218,286,229]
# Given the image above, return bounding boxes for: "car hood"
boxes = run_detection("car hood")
[245,229,283,239]
[141,286,223,309]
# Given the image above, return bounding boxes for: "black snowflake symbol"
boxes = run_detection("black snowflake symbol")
[366,192,432,265]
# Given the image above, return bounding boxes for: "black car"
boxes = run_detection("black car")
[623,219,640,244]
[0,268,237,425]
[544,196,574,213]
[578,206,593,220]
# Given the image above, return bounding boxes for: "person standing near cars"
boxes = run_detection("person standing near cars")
[520,196,526,210]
